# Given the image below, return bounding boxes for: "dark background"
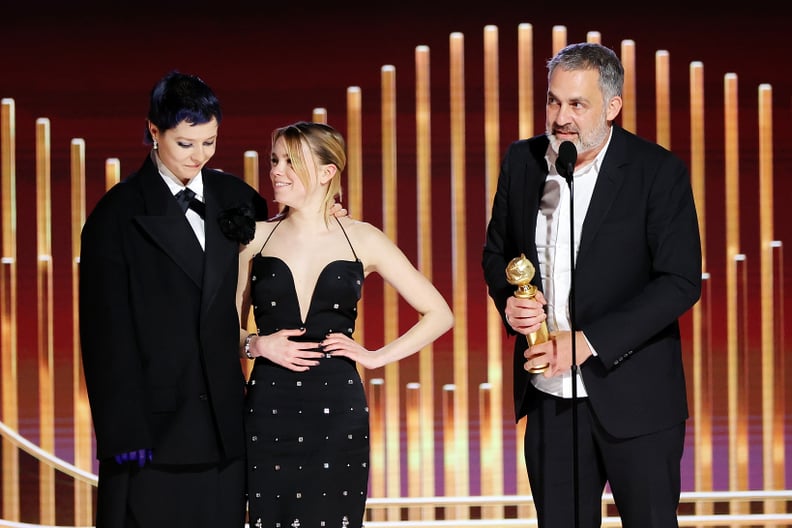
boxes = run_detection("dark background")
[1,0,790,520]
[3,1,791,265]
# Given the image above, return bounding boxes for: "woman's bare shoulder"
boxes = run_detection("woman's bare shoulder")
[241,219,281,258]
[338,217,395,253]
[338,216,380,237]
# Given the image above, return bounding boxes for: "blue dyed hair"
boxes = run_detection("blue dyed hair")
[144,71,222,144]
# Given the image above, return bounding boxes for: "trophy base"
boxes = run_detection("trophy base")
[527,363,550,374]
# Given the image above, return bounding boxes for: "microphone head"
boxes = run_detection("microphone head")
[555,141,577,181]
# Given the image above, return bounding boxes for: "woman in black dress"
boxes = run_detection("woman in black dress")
[236,121,454,528]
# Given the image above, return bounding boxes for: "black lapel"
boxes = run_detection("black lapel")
[200,172,239,317]
[132,157,205,287]
[577,126,626,262]
[521,138,550,291]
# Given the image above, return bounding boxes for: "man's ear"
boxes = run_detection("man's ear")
[606,95,623,122]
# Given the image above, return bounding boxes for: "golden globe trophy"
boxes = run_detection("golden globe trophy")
[505,253,550,374]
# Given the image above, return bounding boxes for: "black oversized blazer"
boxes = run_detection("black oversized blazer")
[79,154,267,464]
[482,125,702,439]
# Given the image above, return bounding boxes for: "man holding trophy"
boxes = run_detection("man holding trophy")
[481,42,702,527]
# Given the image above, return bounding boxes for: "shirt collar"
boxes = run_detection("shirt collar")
[151,150,204,198]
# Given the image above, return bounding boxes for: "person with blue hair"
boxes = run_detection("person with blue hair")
[79,71,269,527]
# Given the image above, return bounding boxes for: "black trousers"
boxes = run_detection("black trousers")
[523,388,685,528]
[96,457,246,528]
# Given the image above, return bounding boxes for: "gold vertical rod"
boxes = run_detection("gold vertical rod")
[517,23,533,140]
[721,74,740,515]
[514,32,534,517]
[551,26,566,55]
[693,271,713,525]
[689,62,706,270]
[35,117,56,524]
[758,84,782,521]
[105,157,120,190]
[1,97,21,522]
[483,25,504,511]
[346,87,363,222]
[442,384,463,519]
[688,60,712,520]
[405,383,422,520]
[735,254,750,493]
[243,150,259,191]
[620,40,636,133]
[586,31,601,44]
[655,51,671,149]
[515,417,532,518]
[478,384,499,519]
[312,107,327,124]
[368,378,385,522]
[346,87,366,384]
[380,64,401,520]
[70,138,93,524]
[449,31,470,504]
[770,241,785,500]
[414,46,435,514]
[242,150,260,380]
[483,26,500,207]
[715,65,745,513]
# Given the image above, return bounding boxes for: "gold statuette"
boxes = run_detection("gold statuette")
[505,253,550,374]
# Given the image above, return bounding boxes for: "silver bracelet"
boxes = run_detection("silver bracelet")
[244,333,257,360]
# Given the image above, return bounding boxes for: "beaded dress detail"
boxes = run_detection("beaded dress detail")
[246,218,368,527]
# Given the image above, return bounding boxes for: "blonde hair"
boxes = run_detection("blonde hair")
[271,121,346,219]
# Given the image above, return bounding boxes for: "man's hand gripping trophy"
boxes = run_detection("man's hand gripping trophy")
[505,254,550,374]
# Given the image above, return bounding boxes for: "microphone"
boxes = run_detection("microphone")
[555,140,577,184]
[556,138,580,527]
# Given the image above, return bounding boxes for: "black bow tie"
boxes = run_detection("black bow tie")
[175,188,205,219]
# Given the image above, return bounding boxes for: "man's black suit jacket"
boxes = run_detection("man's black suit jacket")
[482,125,702,439]
[79,154,267,464]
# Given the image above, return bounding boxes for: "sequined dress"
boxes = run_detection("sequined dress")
[246,220,369,528]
